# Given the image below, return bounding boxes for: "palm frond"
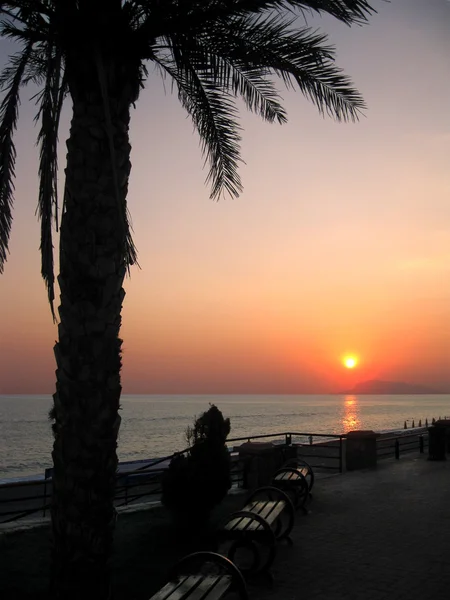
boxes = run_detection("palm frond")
[0,1,52,30]
[122,0,149,28]
[155,42,243,199]
[0,18,46,43]
[155,37,287,125]
[202,13,366,121]
[0,1,52,15]
[0,42,32,274]
[222,61,287,124]
[34,43,66,320]
[135,0,377,42]
[285,1,378,24]
[22,45,49,86]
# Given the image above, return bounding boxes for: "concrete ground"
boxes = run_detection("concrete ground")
[3,452,449,600]
[248,454,450,600]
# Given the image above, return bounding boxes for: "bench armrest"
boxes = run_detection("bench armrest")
[246,486,295,510]
[283,458,315,490]
[169,551,248,600]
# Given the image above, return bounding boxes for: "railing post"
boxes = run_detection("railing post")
[395,439,400,460]
[285,433,292,446]
[43,479,47,517]
[43,467,52,517]
[339,436,343,473]
[419,435,424,454]
[309,435,313,445]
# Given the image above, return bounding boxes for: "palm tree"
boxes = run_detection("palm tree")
[0,1,377,597]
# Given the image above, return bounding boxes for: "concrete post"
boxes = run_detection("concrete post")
[346,430,380,471]
[238,442,285,489]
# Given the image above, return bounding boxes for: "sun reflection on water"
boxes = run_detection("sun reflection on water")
[342,395,361,432]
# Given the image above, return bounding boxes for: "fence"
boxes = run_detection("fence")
[0,428,430,524]
[227,431,345,474]
[0,452,181,525]
[0,446,245,524]
[377,430,429,461]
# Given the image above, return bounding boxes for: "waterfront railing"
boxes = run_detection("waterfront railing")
[226,431,346,474]
[377,430,429,461]
[0,429,432,524]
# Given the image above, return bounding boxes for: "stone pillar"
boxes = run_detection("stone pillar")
[428,419,450,460]
[238,442,285,489]
[346,430,380,471]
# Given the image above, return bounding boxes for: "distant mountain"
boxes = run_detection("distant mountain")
[343,379,441,395]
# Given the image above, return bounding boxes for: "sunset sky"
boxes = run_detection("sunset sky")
[0,0,449,394]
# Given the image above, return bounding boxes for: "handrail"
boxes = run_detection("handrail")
[42,447,193,480]
[377,431,429,461]
[3,428,427,524]
[227,431,344,443]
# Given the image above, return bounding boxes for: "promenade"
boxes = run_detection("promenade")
[2,452,450,599]
[251,454,450,600]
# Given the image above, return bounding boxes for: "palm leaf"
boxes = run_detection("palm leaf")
[34,43,66,319]
[221,61,287,124]
[155,43,243,199]
[201,13,366,121]
[0,42,32,273]
[282,0,378,24]
[155,36,287,124]
[135,0,377,42]
[0,15,47,44]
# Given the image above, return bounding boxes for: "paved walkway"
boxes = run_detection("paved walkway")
[249,455,450,600]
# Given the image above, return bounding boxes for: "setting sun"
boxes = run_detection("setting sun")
[343,356,358,369]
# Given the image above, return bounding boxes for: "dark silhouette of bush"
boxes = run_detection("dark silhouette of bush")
[162,405,231,528]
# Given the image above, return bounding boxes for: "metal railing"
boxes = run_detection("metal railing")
[227,431,345,474]
[0,451,185,524]
[113,454,244,510]
[1,428,429,524]
[0,478,51,523]
[0,447,244,524]
[377,431,429,461]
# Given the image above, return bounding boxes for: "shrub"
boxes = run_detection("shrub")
[162,404,231,528]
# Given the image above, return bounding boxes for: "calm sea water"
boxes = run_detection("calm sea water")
[1,394,449,481]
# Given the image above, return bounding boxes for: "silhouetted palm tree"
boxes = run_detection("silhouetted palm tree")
[0,1,376,597]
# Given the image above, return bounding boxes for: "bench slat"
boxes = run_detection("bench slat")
[275,468,308,483]
[149,576,187,600]
[245,500,269,515]
[258,501,285,525]
[204,575,233,600]
[275,471,296,482]
[239,503,270,531]
[188,575,232,600]
[225,515,262,532]
[224,498,288,536]
[246,500,285,526]
[149,575,202,600]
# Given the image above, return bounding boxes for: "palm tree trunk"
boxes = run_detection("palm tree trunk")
[50,90,132,599]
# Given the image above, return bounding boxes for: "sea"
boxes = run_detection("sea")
[1,394,449,482]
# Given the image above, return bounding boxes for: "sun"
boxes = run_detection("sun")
[343,356,358,369]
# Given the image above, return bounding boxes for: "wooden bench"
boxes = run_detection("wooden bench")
[149,551,248,600]
[272,458,314,513]
[217,486,295,579]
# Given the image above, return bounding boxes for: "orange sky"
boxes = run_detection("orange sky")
[0,0,449,394]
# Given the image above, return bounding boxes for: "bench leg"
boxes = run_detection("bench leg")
[219,534,277,580]
[218,511,278,581]
[228,540,261,574]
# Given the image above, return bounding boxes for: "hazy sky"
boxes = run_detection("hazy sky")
[1,0,449,394]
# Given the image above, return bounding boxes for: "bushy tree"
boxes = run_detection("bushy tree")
[162,405,232,526]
